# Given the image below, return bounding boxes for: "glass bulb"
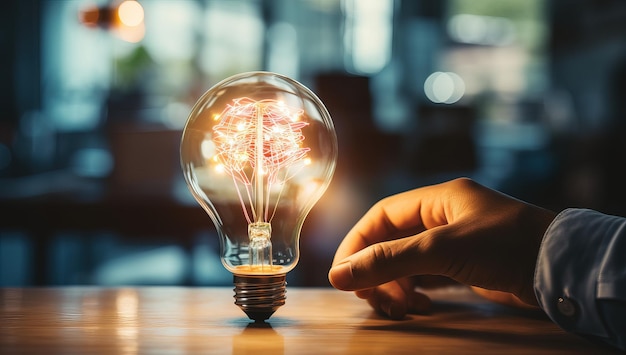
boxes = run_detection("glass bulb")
[180,71,338,321]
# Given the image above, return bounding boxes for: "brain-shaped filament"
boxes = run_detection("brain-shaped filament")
[212,98,310,223]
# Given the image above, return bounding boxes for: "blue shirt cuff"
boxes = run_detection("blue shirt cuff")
[534,208,618,338]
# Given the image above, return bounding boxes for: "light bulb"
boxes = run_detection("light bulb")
[180,71,337,321]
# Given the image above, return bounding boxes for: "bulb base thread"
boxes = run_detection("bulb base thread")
[233,273,287,322]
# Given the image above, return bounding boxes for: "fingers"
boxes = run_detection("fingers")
[329,226,451,291]
[328,177,556,311]
[367,282,409,320]
[357,280,433,319]
[332,184,452,265]
[399,277,432,314]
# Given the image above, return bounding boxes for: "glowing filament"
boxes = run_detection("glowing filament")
[212,97,310,223]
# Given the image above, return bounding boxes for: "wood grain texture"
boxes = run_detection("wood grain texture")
[0,287,616,354]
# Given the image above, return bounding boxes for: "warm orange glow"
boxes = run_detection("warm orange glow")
[78,1,145,43]
[233,265,285,275]
[78,6,100,28]
[118,1,144,27]
[113,23,145,43]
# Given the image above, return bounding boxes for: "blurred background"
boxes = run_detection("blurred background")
[2,0,626,287]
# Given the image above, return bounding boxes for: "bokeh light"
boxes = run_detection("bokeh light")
[118,1,144,27]
[424,71,465,104]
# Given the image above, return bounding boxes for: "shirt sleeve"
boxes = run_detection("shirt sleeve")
[535,208,626,351]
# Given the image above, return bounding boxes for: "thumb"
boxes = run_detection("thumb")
[328,231,445,291]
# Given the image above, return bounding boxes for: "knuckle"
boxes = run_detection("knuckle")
[417,229,452,262]
[370,243,394,265]
[450,176,477,190]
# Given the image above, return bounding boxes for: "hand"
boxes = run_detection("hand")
[328,178,556,319]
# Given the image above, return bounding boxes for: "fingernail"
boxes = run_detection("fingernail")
[329,260,353,290]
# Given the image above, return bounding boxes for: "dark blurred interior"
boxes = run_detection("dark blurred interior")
[2,0,626,287]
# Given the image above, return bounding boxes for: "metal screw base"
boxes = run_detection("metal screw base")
[233,273,287,322]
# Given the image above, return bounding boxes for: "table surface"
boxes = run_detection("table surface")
[0,286,617,354]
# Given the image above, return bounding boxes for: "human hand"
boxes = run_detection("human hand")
[328,178,556,319]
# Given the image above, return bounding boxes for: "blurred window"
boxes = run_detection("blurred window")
[42,1,111,132]
[199,1,263,78]
[342,0,394,75]
[444,0,547,101]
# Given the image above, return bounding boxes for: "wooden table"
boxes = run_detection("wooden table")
[0,287,617,354]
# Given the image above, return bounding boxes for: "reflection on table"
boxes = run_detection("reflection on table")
[1,286,617,354]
